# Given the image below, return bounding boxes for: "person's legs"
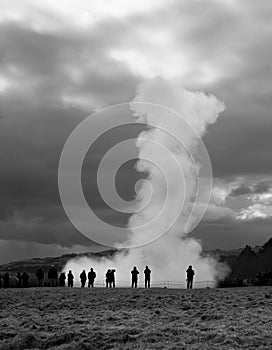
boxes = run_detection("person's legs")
[148,279,150,288]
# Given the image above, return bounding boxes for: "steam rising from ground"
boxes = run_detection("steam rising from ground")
[64,78,227,287]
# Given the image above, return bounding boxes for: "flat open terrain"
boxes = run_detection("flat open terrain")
[0,287,272,349]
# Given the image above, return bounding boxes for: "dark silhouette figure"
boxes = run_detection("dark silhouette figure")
[80,270,87,287]
[22,272,29,288]
[186,265,195,289]
[48,265,58,287]
[59,272,66,287]
[16,272,22,288]
[131,266,139,288]
[144,266,151,288]
[106,269,111,288]
[67,270,74,287]
[111,269,116,288]
[88,268,96,288]
[36,267,44,287]
[106,269,116,288]
[0,274,2,288]
[3,272,10,288]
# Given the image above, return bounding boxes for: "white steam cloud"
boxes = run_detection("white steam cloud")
[63,78,227,287]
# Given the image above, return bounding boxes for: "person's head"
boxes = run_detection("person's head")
[69,270,72,273]
[90,268,93,271]
[133,266,137,270]
[146,266,148,269]
[189,265,192,269]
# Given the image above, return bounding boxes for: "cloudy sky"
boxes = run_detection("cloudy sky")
[0,0,272,264]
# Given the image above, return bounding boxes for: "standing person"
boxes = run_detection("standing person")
[36,267,44,287]
[3,272,10,288]
[106,269,111,288]
[48,265,58,287]
[16,272,22,288]
[186,265,195,289]
[111,269,116,288]
[88,268,96,288]
[67,270,74,287]
[131,266,139,288]
[21,272,29,288]
[59,272,66,287]
[80,270,87,287]
[144,266,151,288]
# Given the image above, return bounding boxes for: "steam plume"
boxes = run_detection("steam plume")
[63,78,227,287]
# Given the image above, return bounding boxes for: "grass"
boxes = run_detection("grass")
[0,287,272,349]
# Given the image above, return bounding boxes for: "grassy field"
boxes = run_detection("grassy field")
[0,286,272,349]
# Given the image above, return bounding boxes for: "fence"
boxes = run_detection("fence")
[73,279,216,289]
[1,275,215,289]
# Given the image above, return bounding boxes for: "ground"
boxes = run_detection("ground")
[0,287,272,349]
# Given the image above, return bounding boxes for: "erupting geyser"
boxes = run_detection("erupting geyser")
[63,78,227,287]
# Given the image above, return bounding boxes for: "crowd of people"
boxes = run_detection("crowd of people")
[0,265,195,289]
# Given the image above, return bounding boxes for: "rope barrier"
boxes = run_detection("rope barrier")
[72,280,215,288]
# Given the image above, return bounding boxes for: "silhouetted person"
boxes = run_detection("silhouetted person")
[131,266,139,288]
[106,269,116,288]
[186,265,195,289]
[3,272,10,288]
[106,269,111,288]
[36,267,44,287]
[16,272,22,288]
[59,272,66,287]
[88,268,96,288]
[111,269,116,288]
[80,270,87,287]
[22,272,29,288]
[67,270,74,287]
[48,265,58,287]
[0,274,2,288]
[144,266,151,288]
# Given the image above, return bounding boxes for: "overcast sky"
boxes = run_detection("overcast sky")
[0,0,272,264]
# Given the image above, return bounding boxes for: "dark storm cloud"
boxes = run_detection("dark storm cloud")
[0,21,139,109]
[229,184,252,198]
[0,0,272,262]
[0,16,140,249]
[229,181,272,198]
[253,181,272,194]
[193,216,272,251]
